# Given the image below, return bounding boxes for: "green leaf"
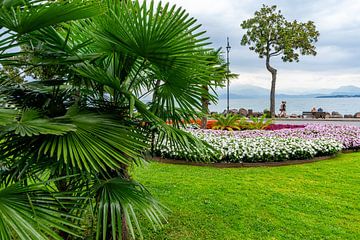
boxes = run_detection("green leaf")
[93,177,166,240]
[0,0,104,34]
[39,113,147,172]
[240,4,319,61]
[0,108,17,126]
[3,109,76,137]
[0,183,82,240]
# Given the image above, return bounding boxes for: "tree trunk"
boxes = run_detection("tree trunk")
[266,56,277,118]
[121,212,129,240]
[200,85,209,129]
[120,166,130,240]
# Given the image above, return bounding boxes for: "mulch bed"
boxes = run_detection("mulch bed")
[150,154,345,168]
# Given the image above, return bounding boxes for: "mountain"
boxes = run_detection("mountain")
[330,85,360,95]
[218,84,269,99]
[218,84,360,99]
[218,84,321,99]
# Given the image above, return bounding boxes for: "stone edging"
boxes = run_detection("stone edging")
[150,153,348,168]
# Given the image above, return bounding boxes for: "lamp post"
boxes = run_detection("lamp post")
[226,37,231,113]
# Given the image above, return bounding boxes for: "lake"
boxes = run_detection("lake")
[210,97,360,115]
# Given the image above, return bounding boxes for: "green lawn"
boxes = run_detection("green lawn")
[133,153,360,240]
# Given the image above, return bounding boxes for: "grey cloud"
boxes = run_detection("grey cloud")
[155,0,360,91]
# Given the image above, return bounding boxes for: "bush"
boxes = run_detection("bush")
[211,114,242,131]
[209,114,273,131]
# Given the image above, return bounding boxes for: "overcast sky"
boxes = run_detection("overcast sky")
[158,0,360,93]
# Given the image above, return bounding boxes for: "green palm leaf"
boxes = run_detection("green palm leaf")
[128,94,219,162]
[39,113,147,172]
[0,183,82,240]
[81,0,217,121]
[0,0,224,238]
[0,0,103,34]
[93,177,166,240]
[0,108,17,126]
[2,108,76,136]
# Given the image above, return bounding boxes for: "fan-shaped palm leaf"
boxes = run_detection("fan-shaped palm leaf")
[39,113,147,173]
[0,0,103,34]
[84,1,217,120]
[0,0,224,239]
[93,177,166,240]
[0,183,82,240]
[0,108,17,126]
[2,108,76,136]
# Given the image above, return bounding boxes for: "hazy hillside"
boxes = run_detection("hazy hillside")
[218,85,360,99]
[331,85,360,95]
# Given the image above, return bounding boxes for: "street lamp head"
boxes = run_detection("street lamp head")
[226,37,231,51]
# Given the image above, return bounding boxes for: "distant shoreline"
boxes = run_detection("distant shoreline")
[210,97,360,115]
[315,95,360,98]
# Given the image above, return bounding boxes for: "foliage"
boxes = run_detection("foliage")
[240,5,319,116]
[246,115,273,130]
[199,49,237,129]
[134,154,360,239]
[210,114,272,131]
[0,0,222,239]
[241,5,319,62]
[0,183,82,240]
[263,109,271,118]
[211,114,242,131]
[0,65,24,84]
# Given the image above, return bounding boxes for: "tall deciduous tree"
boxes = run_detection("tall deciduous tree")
[241,5,319,117]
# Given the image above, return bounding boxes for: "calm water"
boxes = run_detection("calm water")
[210,97,360,115]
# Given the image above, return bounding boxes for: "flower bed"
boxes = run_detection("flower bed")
[155,124,360,163]
[197,124,360,149]
[157,135,342,162]
[265,124,305,131]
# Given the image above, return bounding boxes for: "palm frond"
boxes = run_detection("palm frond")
[67,65,217,160]
[0,183,82,240]
[0,108,17,126]
[129,94,219,162]
[0,0,103,34]
[39,112,147,173]
[85,0,218,120]
[2,108,76,136]
[93,177,166,240]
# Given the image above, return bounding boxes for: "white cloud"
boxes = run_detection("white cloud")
[310,0,360,31]
[151,0,360,93]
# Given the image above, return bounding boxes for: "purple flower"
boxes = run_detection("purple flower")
[189,124,360,150]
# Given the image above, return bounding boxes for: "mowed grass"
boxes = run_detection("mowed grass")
[133,153,360,240]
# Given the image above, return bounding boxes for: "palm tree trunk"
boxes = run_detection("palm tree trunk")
[120,165,130,240]
[121,212,129,240]
[150,79,162,155]
[200,85,209,129]
[266,56,277,118]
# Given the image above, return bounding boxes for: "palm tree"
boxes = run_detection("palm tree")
[0,0,220,239]
[200,49,226,129]
[198,50,238,129]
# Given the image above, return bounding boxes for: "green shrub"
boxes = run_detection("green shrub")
[212,114,242,131]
